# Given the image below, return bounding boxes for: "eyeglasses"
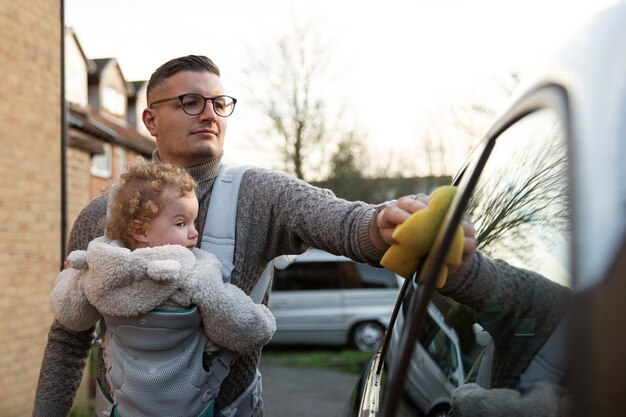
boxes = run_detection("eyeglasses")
[149,93,237,117]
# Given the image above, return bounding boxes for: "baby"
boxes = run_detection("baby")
[50,157,275,417]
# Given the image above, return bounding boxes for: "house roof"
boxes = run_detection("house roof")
[69,103,156,156]
[88,58,127,89]
[129,80,148,95]
[65,27,96,72]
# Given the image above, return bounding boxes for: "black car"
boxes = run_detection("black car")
[345,2,626,417]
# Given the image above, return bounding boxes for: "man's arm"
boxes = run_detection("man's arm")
[440,250,571,388]
[49,267,100,332]
[236,169,477,268]
[32,196,107,417]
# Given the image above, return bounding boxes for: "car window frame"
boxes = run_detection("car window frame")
[377,83,572,417]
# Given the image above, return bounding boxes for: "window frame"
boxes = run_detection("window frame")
[90,142,113,178]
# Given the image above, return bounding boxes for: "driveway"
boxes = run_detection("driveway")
[260,356,360,417]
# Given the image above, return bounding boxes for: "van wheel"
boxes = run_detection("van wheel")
[351,321,385,351]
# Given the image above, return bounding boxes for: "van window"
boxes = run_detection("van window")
[273,262,341,291]
[273,261,398,291]
[345,263,398,289]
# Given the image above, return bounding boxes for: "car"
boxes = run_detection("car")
[345,2,626,417]
[267,248,402,351]
[386,299,466,416]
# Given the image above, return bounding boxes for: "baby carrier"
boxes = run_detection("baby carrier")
[95,165,279,417]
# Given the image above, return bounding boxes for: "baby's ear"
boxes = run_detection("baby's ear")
[129,219,149,245]
[147,260,182,281]
[66,250,88,270]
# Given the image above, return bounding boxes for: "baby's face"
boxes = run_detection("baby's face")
[143,191,199,250]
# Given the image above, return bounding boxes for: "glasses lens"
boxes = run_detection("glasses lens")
[214,96,235,117]
[181,94,205,115]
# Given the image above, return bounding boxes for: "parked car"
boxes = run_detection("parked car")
[267,248,401,351]
[345,2,626,417]
[387,300,466,417]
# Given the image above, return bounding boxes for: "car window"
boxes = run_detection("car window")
[441,107,571,379]
[467,108,570,287]
[273,261,341,291]
[427,330,458,378]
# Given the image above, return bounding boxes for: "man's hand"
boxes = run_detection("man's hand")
[376,195,430,246]
[375,194,477,268]
[449,214,477,274]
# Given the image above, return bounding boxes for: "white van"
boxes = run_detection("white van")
[268,249,402,351]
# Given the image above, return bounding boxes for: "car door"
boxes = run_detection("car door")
[377,86,572,417]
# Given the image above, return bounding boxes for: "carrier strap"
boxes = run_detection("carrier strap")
[201,165,275,417]
[202,165,251,282]
[201,164,279,304]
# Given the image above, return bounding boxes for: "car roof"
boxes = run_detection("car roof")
[292,248,352,263]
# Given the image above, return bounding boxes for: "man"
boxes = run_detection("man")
[33,55,476,417]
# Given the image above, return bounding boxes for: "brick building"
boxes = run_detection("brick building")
[0,1,63,415]
[65,35,155,239]
[0,3,154,415]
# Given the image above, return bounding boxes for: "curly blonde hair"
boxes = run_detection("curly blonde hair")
[104,157,197,248]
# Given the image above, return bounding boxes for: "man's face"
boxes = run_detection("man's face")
[143,71,228,167]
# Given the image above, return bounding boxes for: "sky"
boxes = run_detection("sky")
[64,0,617,174]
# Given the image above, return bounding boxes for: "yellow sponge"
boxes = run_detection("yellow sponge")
[380,186,464,287]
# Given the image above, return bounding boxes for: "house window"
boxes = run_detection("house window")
[91,143,112,178]
[116,147,127,175]
[102,86,125,117]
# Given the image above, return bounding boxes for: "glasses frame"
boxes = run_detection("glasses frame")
[149,93,237,117]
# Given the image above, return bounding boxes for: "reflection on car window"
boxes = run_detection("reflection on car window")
[427,330,457,378]
[445,108,571,385]
[392,301,466,416]
[466,109,570,286]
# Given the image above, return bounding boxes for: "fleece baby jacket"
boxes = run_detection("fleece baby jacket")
[50,236,276,354]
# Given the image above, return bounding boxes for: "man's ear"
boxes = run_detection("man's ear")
[130,219,149,245]
[142,108,158,137]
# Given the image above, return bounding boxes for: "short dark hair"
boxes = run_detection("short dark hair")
[146,55,221,102]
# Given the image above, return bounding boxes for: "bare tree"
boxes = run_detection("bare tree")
[244,23,363,182]
[321,131,368,200]
[453,72,521,152]
[416,72,521,178]
[466,114,569,264]
[421,124,452,177]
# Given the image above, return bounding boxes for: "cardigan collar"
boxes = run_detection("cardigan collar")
[151,150,223,184]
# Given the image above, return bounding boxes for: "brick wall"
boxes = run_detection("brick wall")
[66,147,94,241]
[0,0,62,415]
